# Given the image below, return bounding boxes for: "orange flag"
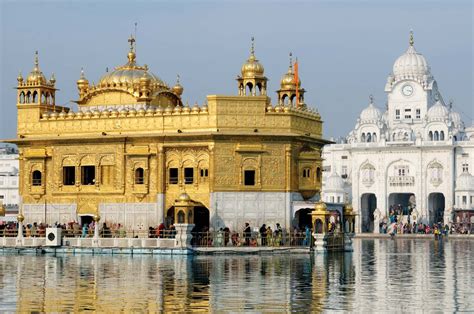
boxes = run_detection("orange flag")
[294,58,299,106]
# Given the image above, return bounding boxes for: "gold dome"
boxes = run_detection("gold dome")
[280,67,301,89]
[77,68,89,85]
[241,37,265,78]
[177,192,191,202]
[99,37,167,88]
[314,201,327,213]
[343,203,354,214]
[17,213,25,222]
[172,75,183,96]
[26,51,47,84]
[17,71,23,83]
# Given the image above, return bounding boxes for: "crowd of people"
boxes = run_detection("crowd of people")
[191,222,313,247]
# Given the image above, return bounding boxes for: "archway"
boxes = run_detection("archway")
[388,193,415,216]
[194,206,209,232]
[428,193,445,225]
[294,208,313,230]
[166,207,175,227]
[79,215,93,227]
[361,193,376,232]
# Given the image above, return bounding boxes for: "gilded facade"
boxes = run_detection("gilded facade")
[8,37,329,231]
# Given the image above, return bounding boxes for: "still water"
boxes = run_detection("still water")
[0,239,473,312]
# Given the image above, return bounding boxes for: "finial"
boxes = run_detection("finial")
[289,52,293,67]
[50,72,56,84]
[176,74,180,84]
[250,36,255,55]
[106,67,109,73]
[409,30,414,46]
[369,94,374,104]
[434,91,439,101]
[448,99,453,109]
[80,67,85,79]
[128,34,136,52]
[34,50,39,66]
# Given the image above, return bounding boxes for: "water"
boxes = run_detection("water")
[0,239,473,312]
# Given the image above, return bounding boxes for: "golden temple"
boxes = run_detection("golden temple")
[7,36,328,231]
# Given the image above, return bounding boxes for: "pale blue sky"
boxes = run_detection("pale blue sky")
[1,0,472,139]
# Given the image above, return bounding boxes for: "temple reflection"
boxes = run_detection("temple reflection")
[0,239,472,312]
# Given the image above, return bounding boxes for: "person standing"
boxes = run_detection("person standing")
[259,224,267,246]
[243,222,251,246]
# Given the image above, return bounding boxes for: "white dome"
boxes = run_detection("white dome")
[455,172,474,191]
[449,110,463,128]
[325,172,345,192]
[360,97,381,123]
[393,45,430,81]
[427,100,448,121]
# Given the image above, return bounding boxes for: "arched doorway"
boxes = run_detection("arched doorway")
[294,208,313,230]
[194,206,209,232]
[361,193,377,232]
[79,215,93,227]
[428,193,445,225]
[389,193,416,216]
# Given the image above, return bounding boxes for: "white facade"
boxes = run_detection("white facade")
[322,34,474,232]
[0,146,20,215]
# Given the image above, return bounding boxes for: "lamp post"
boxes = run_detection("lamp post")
[93,214,100,247]
[16,212,25,246]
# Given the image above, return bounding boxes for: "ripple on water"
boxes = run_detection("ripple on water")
[0,239,473,312]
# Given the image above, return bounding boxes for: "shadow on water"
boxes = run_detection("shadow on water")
[0,239,473,312]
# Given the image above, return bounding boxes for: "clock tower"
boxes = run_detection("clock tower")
[384,31,439,135]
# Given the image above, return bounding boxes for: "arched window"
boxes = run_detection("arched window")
[32,91,38,103]
[19,92,25,104]
[361,133,366,142]
[429,131,433,141]
[256,82,263,95]
[434,131,439,141]
[32,170,42,186]
[440,131,445,141]
[26,91,31,103]
[246,82,253,96]
[135,168,144,184]
[367,133,372,142]
[372,133,377,142]
[41,93,46,104]
[316,167,321,182]
[302,168,311,178]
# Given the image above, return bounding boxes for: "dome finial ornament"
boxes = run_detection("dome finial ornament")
[369,94,374,105]
[128,34,136,52]
[80,67,85,79]
[250,36,255,56]
[409,30,414,46]
[34,50,39,69]
[289,52,293,70]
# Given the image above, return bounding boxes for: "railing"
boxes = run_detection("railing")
[325,234,344,250]
[389,176,414,186]
[0,228,176,239]
[191,231,312,248]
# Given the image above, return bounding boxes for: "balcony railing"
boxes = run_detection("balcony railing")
[389,176,415,186]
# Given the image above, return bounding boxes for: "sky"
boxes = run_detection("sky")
[0,0,472,140]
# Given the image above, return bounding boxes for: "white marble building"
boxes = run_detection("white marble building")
[0,146,20,217]
[322,33,474,233]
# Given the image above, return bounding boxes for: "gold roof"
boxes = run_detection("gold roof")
[241,37,265,78]
[26,51,47,84]
[98,36,167,89]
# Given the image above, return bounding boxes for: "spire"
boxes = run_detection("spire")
[250,36,255,56]
[128,34,136,52]
[409,30,414,46]
[288,52,293,72]
[369,94,374,105]
[80,67,86,79]
[34,50,39,70]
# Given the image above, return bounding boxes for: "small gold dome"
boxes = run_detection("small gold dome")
[173,83,183,96]
[93,214,101,222]
[177,192,191,202]
[77,68,89,86]
[314,201,327,212]
[280,68,301,89]
[49,73,56,84]
[27,51,47,84]
[17,213,25,222]
[241,37,264,78]
[17,71,23,83]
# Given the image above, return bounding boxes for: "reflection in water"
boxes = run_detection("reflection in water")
[0,239,472,312]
